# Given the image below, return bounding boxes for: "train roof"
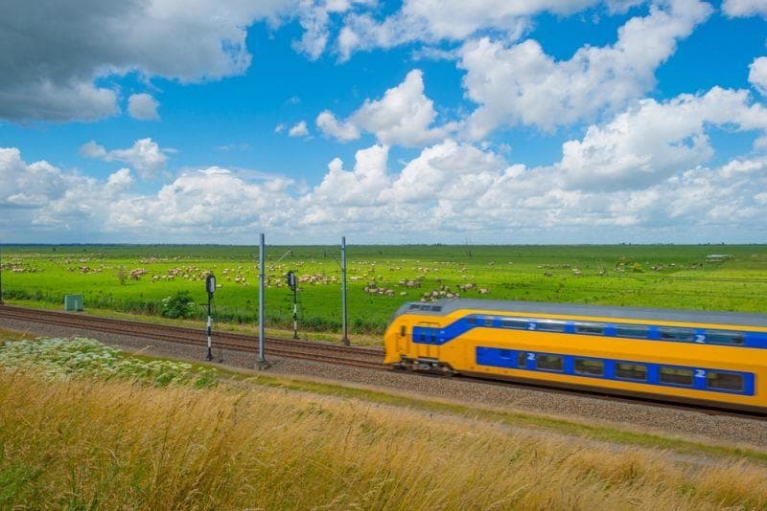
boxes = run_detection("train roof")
[394,298,767,328]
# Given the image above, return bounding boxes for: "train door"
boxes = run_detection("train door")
[413,321,440,361]
[396,323,408,354]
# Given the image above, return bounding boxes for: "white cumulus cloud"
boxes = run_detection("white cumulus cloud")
[559,87,767,191]
[104,167,296,240]
[458,0,712,137]
[292,0,374,59]
[5,127,767,245]
[749,57,767,96]
[128,94,160,121]
[317,69,448,146]
[0,0,294,122]
[0,147,138,240]
[80,138,169,180]
[335,0,616,60]
[288,120,310,137]
[723,0,767,17]
[316,111,361,141]
[308,144,390,206]
[381,139,505,203]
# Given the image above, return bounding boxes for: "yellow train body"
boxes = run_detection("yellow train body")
[383,299,767,412]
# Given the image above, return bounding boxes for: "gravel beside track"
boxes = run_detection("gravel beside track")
[2,312,767,452]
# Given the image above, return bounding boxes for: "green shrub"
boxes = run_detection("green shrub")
[161,291,194,319]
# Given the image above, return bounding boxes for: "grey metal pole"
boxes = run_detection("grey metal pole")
[257,233,269,369]
[0,242,4,306]
[341,236,349,345]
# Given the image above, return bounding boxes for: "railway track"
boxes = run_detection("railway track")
[2,304,764,421]
[0,304,386,371]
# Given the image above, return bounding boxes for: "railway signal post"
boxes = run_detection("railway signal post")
[204,273,216,361]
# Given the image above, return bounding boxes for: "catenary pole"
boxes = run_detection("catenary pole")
[257,233,269,369]
[341,236,349,345]
[0,241,4,305]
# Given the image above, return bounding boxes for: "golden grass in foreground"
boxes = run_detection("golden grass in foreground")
[2,370,767,510]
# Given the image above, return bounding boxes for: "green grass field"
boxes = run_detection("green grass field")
[2,244,767,335]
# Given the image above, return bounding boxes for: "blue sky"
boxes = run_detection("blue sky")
[2,0,767,245]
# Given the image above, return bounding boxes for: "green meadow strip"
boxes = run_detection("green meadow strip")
[3,244,767,335]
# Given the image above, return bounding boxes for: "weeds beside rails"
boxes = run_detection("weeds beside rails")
[1,337,767,509]
[0,337,218,387]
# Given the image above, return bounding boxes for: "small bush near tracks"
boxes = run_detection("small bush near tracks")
[160,290,195,319]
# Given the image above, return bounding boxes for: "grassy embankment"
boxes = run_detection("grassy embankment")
[3,244,767,338]
[2,334,767,509]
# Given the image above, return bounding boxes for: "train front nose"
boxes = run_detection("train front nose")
[383,323,406,365]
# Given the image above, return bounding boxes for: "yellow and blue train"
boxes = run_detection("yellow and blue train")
[383,299,767,413]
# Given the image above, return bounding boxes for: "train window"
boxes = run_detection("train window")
[659,327,696,342]
[501,318,528,330]
[616,325,649,339]
[659,367,694,386]
[499,349,513,360]
[517,352,527,368]
[575,359,604,376]
[575,323,604,335]
[706,331,745,346]
[615,363,648,381]
[536,321,566,333]
[536,354,564,372]
[470,316,493,326]
[707,372,744,392]
[419,332,426,343]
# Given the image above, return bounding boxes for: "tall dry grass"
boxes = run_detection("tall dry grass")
[2,368,767,510]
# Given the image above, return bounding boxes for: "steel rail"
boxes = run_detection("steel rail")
[0,304,385,371]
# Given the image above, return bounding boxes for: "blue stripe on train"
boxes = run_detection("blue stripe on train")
[475,346,755,396]
[411,315,767,349]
